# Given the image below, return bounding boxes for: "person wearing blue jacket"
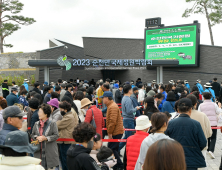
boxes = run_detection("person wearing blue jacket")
[130,87,142,117]
[6,87,18,106]
[119,84,140,152]
[184,80,191,93]
[18,89,29,106]
[22,79,29,91]
[162,91,176,113]
[196,79,204,95]
[203,82,216,102]
[158,85,167,111]
[165,98,207,170]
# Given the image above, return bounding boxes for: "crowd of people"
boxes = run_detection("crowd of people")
[0,77,222,170]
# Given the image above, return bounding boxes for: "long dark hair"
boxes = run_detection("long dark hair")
[150,112,168,133]
[144,97,159,119]
[166,84,173,93]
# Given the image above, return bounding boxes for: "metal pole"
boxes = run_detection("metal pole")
[160,66,163,83]
[157,67,160,84]
[44,66,49,83]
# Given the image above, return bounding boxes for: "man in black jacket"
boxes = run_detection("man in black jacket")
[32,82,41,95]
[211,78,220,97]
[43,86,53,104]
[115,85,123,104]
[2,80,9,98]
[63,84,73,100]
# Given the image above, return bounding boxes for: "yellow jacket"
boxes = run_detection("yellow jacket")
[97,87,104,104]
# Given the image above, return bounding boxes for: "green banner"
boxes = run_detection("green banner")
[145,25,197,65]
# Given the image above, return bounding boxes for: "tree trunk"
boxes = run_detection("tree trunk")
[0,38,3,53]
[204,4,214,46]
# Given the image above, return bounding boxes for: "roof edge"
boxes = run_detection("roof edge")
[36,38,65,52]
[82,37,144,40]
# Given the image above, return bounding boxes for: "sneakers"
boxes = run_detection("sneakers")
[208,151,215,159]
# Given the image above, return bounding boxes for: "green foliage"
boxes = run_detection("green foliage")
[0,0,36,53]
[2,51,23,54]
[182,0,222,26]
[0,74,35,86]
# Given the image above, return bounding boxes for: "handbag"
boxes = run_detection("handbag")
[31,121,52,152]
[90,109,97,128]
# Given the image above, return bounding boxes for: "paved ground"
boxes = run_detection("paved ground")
[206,122,222,170]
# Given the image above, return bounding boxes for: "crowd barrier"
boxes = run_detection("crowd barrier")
[25,125,221,142]
[57,138,127,142]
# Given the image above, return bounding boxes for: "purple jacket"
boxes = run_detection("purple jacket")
[198,100,221,126]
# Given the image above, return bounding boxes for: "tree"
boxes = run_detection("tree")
[182,0,222,46]
[0,0,36,53]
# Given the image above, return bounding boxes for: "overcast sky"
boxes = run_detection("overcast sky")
[4,0,222,53]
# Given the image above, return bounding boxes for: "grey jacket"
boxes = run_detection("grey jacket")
[0,110,3,131]
[49,109,62,123]
[134,133,173,170]
[31,120,59,168]
[60,89,66,101]
[121,96,137,119]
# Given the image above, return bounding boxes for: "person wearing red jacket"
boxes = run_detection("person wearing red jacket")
[123,115,151,170]
[82,98,105,138]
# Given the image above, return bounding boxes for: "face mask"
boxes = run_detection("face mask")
[158,89,160,93]
[135,92,139,96]
[87,140,94,149]
[16,92,18,95]
[84,109,88,112]
[61,111,66,116]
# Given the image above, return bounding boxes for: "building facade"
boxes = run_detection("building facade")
[34,38,222,86]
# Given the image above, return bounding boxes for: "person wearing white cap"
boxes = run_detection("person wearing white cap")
[124,116,150,170]
[22,79,29,91]
[135,112,173,170]
[169,80,174,84]
[203,82,216,102]
[196,79,204,95]
[151,80,158,90]
[184,80,191,93]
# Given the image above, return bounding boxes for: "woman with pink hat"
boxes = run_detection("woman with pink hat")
[47,98,62,122]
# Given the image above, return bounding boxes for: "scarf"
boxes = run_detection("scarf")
[39,118,49,169]
[39,118,48,136]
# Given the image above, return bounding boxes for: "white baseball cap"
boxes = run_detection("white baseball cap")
[135,115,151,130]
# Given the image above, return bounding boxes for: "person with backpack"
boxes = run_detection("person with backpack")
[82,98,105,138]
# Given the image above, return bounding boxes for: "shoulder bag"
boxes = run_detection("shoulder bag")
[90,109,97,128]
